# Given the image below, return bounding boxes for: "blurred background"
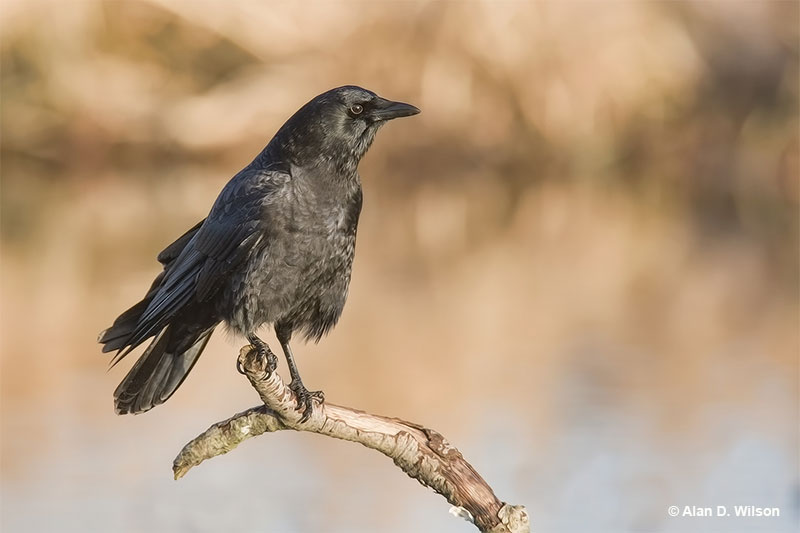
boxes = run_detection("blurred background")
[1,1,798,532]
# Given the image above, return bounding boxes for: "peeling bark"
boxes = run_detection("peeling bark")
[174,346,530,533]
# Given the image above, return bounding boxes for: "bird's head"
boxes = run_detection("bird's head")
[271,85,420,171]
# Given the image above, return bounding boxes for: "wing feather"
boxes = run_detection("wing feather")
[120,169,286,351]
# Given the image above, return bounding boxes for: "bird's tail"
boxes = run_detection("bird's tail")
[112,324,215,415]
[98,273,165,360]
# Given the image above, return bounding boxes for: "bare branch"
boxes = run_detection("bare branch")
[174,346,530,533]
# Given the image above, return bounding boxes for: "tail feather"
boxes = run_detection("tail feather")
[99,272,167,357]
[101,219,212,415]
[114,326,214,415]
[98,299,150,354]
[114,328,170,413]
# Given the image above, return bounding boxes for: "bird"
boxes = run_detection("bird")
[99,85,420,420]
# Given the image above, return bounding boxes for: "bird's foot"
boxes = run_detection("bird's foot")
[238,343,278,375]
[288,380,324,422]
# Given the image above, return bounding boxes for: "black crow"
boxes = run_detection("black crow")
[99,85,419,420]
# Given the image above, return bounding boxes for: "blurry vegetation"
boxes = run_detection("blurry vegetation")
[2,1,797,280]
[1,2,797,382]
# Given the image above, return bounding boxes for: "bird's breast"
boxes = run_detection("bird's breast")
[223,173,362,333]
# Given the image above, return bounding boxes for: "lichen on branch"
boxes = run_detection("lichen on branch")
[173,346,530,533]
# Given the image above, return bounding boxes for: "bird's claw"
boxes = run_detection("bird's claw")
[238,344,278,375]
[264,350,278,374]
[289,381,324,422]
[258,346,278,375]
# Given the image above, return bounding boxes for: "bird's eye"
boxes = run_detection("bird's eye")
[349,104,363,115]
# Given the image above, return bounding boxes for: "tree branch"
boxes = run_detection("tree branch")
[173,346,530,533]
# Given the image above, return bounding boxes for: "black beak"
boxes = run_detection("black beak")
[371,98,421,121]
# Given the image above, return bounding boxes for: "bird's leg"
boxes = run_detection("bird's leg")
[282,342,325,422]
[275,326,324,422]
[240,333,278,375]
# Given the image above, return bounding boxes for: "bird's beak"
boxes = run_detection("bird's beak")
[371,98,421,121]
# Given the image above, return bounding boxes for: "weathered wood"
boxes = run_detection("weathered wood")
[174,346,530,533]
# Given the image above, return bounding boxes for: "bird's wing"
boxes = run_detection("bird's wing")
[192,207,263,301]
[100,220,205,357]
[121,168,288,352]
[157,219,205,265]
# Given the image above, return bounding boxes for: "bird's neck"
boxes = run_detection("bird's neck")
[256,137,364,180]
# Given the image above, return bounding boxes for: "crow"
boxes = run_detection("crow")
[99,85,419,420]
